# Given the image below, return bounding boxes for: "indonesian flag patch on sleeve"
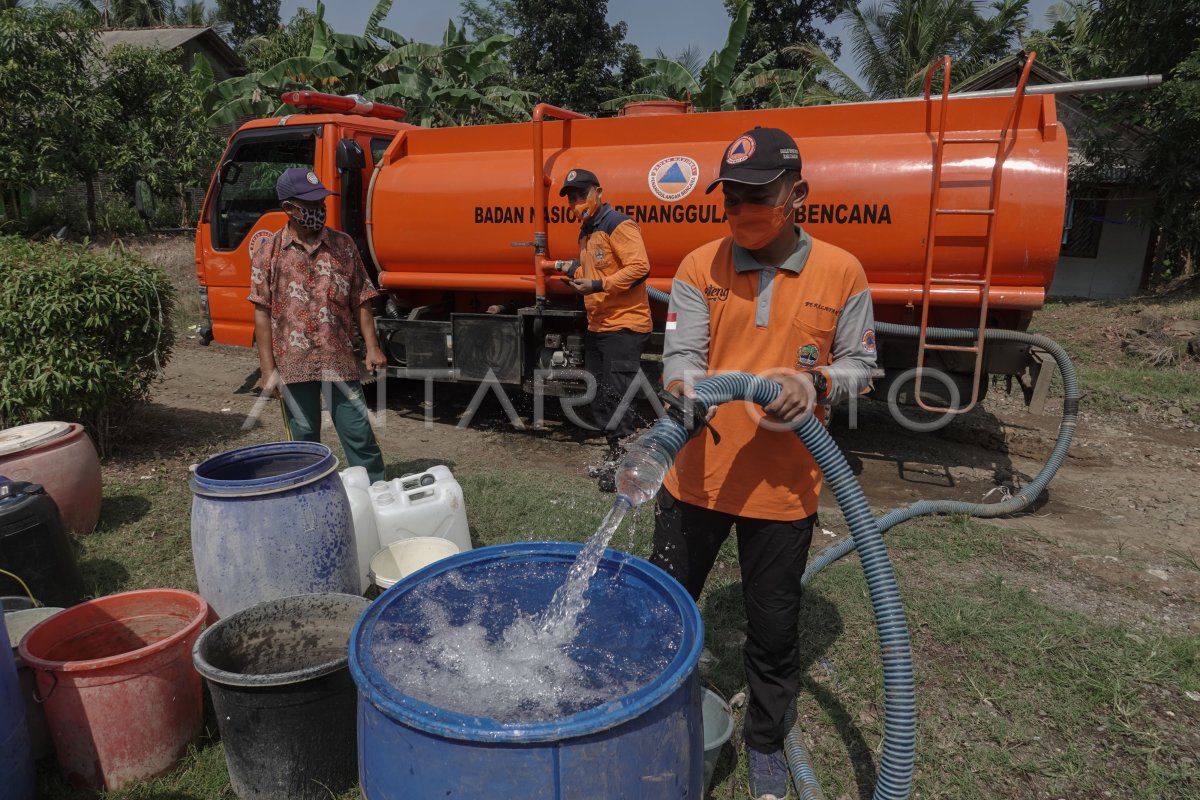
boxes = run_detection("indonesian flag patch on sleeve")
[666,312,678,330]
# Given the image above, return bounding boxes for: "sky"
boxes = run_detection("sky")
[277,0,1059,83]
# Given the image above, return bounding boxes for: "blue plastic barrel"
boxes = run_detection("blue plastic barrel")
[351,541,704,799]
[1,608,35,800]
[191,442,358,619]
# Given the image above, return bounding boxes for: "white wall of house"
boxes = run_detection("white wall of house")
[1050,189,1154,299]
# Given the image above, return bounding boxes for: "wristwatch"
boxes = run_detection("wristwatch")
[806,369,829,399]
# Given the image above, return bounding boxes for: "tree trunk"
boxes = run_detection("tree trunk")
[84,175,97,235]
[1,186,22,229]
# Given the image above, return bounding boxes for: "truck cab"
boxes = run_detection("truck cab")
[195,100,410,346]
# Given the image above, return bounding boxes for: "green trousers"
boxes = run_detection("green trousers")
[280,380,385,482]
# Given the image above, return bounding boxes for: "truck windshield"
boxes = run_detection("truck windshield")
[211,130,318,251]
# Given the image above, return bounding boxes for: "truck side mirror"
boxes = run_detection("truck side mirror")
[336,139,366,172]
[217,160,242,185]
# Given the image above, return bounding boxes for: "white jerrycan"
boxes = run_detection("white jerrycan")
[339,468,380,593]
[371,465,471,553]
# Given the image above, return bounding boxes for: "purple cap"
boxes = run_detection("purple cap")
[276,168,338,202]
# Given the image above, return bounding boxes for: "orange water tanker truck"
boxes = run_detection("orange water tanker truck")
[192,58,1158,411]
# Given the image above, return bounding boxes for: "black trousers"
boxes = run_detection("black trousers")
[583,329,648,446]
[650,489,815,753]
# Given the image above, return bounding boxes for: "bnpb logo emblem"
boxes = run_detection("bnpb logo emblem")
[725,135,756,164]
[248,229,273,260]
[647,156,699,202]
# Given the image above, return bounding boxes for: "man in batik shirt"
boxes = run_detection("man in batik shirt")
[249,168,387,481]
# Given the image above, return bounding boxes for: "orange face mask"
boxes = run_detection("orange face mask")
[726,189,796,250]
[574,189,600,222]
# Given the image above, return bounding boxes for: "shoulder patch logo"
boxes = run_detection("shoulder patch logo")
[248,229,273,259]
[862,328,877,354]
[648,156,699,202]
[725,135,756,164]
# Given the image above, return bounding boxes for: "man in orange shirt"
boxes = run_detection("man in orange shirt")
[652,128,876,799]
[558,169,653,491]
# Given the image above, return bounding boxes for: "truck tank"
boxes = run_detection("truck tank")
[367,91,1068,330]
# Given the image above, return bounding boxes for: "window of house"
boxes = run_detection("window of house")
[1061,191,1107,259]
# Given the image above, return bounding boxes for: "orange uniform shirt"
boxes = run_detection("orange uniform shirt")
[574,204,652,334]
[661,230,876,521]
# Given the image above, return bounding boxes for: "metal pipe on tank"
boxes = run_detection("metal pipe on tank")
[531,103,589,304]
[955,74,1162,99]
[813,73,1161,110]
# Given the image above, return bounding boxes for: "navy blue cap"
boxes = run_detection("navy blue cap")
[276,168,338,202]
[705,127,802,194]
[559,168,601,196]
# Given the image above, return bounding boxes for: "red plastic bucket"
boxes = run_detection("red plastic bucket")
[17,589,208,790]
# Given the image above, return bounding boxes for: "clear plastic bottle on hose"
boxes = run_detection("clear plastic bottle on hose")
[615,438,673,507]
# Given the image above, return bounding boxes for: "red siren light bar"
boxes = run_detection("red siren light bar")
[280,91,407,120]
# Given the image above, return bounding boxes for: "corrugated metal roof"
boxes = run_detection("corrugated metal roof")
[99,27,210,50]
[98,26,247,77]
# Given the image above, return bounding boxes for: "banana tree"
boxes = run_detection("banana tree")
[202,0,528,128]
[752,65,845,108]
[203,0,397,125]
[366,19,530,127]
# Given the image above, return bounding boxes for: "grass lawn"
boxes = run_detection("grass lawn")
[37,462,1199,799]
[1030,295,1200,415]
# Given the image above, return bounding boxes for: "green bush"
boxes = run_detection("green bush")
[19,192,151,238]
[0,236,175,452]
[18,195,71,237]
[94,193,145,235]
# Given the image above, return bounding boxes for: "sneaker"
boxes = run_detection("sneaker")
[587,443,624,479]
[595,469,616,493]
[747,747,789,800]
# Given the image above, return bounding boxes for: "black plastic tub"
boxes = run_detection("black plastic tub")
[192,593,368,800]
[0,482,84,609]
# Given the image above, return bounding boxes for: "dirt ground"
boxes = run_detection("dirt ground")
[105,231,1198,639]
[125,326,1199,637]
